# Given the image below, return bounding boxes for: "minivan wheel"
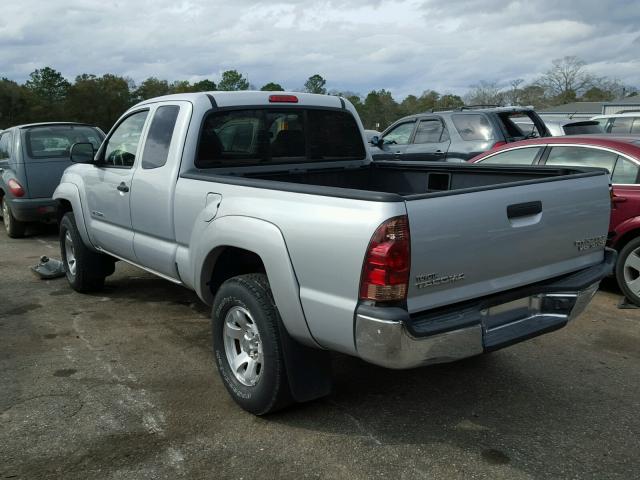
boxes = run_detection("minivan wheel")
[59,212,114,293]
[212,274,293,415]
[616,236,640,306]
[1,197,26,238]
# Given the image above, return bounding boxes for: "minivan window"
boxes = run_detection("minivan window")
[452,114,494,141]
[545,146,618,171]
[25,125,103,159]
[103,111,149,168]
[141,106,180,169]
[0,132,11,160]
[196,108,365,168]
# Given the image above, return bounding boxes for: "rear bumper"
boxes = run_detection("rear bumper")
[355,249,616,369]
[6,197,57,222]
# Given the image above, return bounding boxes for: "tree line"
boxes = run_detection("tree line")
[0,56,636,132]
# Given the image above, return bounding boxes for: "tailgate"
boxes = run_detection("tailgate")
[405,173,611,313]
[23,159,71,198]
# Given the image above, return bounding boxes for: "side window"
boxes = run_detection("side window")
[612,156,640,184]
[610,117,633,134]
[452,114,495,141]
[631,118,640,134]
[0,132,11,160]
[382,122,415,145]
[102,110,149,168]
[141,106,180,169]
[545,146,618,171]
[479,147,542,165]
[414,119,447,144]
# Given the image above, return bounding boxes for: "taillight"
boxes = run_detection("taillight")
[492,141,507,149]
[359,216,410,302]
[269,94,298,103]
[7,179,24,197]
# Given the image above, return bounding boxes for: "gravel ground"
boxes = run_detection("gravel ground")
[1,225,639,480]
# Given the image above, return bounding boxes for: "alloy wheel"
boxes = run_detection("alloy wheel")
[223,306,263,387]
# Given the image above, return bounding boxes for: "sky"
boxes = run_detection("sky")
[0,0,638,99]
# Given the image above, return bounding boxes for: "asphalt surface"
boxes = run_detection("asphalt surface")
[1,225,639,480]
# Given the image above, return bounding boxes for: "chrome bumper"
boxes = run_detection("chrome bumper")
[355,282,600,370]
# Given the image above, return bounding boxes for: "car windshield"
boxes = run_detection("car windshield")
[26,125,103,159]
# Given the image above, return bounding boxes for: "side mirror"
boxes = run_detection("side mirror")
[70,142,95,164]
[370,136,384,148]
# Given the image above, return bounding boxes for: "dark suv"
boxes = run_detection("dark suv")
[370,106,550,162]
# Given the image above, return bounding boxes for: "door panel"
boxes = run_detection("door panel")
[372,121,416,161]
[85,110,150,260]
[404,118,451,161]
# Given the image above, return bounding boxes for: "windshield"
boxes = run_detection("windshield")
[26,125,103,159]
[195,108,365,168]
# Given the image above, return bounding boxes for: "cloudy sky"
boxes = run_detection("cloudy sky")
[1,0,638,98]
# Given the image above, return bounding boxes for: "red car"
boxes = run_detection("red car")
[470,135,640,305]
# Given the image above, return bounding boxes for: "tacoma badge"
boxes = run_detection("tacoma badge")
[574,235,606,251]
[415,272,465,289]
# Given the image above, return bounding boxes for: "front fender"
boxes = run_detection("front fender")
[53,182,95,250]
[191,215,319,348]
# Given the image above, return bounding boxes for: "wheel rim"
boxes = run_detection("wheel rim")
[623,246,640,296]
[2,200,10,233]
[223,306,263,387]
[64,231,77,276]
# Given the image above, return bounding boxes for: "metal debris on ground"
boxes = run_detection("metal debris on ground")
[30,256,66,279]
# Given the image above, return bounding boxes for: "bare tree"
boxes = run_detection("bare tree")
[537,56,594,101]
[465,81,505,106]
[506,78,524,105]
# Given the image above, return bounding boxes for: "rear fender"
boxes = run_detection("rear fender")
[611,216,640,249]
[193,215,319,348]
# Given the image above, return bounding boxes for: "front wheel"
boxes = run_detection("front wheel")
[212,274,293,415]
[1,197,26,238]
[59,212,114,293]
[616,236,640,306]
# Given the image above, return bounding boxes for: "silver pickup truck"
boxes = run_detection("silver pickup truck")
[54,91,615,415]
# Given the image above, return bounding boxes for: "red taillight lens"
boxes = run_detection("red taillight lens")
[269,94,298,103]
[492,141,507,149]
[7,179,24,197]
[359,216,410,302]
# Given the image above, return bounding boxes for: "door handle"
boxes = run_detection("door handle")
[507,201,542,219]
[117,182,129,193]
[612,196,627,204]
[434,150,444,155]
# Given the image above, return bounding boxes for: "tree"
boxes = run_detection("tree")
[169,80,193,93]
[518,85,548,108]
[506,79,524,105]
[0,78,30,128]
[192,79,217,91]
[25,67,70,120]
[66,74,132,132]
[260,82,284,91]
[304,74,327,94]
[218,70,249,91]
[134,77,170,101]
[581,86,615,102]
[465,81,504,106]
[360,89,401,130]
[537,56,594,103]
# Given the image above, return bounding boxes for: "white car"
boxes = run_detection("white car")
[591,112,640,134]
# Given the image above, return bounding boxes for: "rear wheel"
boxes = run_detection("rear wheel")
[1,197,26,238]
[616,236,640,306]
[212,274,293,415]
[59,212,114,293]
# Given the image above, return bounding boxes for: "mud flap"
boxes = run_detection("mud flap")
[277,320,332,403]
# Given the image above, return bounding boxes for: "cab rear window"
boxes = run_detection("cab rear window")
[195,108,365,168]
[26,125,103,159]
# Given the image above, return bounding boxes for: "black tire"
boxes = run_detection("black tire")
[616,236,640,306]
[1,197,27,238]
[212,273,293,415]
[59,212,115,293]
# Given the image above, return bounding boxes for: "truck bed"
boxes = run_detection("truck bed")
[183,162,604,201]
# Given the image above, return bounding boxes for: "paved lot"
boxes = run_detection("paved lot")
[1,225,639,480]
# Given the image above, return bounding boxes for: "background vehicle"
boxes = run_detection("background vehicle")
[0,123,104,237]
[470,135,640,304]
[364,129,380,143]
[54,91,612,415]
[370,106,550,162]
[591,113,640,134]
[516,119,603,136]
